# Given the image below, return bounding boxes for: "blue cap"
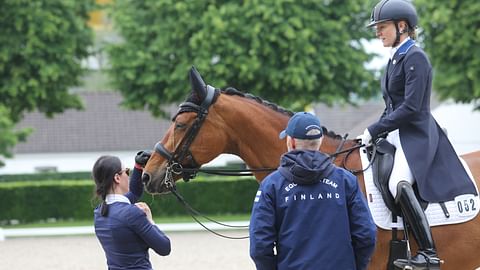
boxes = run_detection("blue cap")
[279,112,323,140]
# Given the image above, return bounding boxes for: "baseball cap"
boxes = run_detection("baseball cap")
[279,112,323,140]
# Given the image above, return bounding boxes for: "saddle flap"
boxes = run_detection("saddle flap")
[368,138,402,216]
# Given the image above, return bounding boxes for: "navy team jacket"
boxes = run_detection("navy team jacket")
[249,150,376,270]
[94,168,171,270]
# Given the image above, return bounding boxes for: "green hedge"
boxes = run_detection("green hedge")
[0,163,246,182]
[0,171,92,182]
[0,178,259,224]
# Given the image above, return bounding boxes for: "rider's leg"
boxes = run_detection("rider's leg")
[393,181,441,269]
[387,130,414,198]
[386,130,440,269]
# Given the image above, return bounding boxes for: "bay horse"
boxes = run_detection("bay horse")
[143,67,480,270]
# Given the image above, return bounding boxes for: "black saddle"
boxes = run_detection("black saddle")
[366,138,427,217]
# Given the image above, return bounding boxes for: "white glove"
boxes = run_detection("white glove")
[356,128,372,146]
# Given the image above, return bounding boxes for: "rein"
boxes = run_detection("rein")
[159,154,250,239]
[328,137,376,175]
[169,187,250,239]
[178,167,275,176]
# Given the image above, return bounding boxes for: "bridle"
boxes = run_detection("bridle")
[152,85,252,239]
[153,85,276,191]
[154,85,217,186]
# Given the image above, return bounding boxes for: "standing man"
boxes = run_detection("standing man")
[249,112,377,270]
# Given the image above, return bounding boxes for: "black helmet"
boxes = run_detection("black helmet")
[367,0,418,28]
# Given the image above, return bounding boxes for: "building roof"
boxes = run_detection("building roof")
[313,100,385,138]
[14,92,175,154]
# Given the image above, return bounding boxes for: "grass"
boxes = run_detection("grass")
[3,214,252,229]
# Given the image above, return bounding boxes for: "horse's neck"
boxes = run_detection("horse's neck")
[320,136,360,167]
[319,136,345,155]
[217,95,289,170]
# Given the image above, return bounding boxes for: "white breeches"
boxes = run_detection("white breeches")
[386,129,415,198]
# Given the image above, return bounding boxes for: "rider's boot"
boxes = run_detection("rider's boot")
[393,181,442,270]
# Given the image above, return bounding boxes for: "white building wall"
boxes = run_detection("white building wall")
[432,101,480,155]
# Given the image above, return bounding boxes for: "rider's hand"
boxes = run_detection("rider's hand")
[135,202,155,224]
[357,128,372,146]
[135,150,152,169]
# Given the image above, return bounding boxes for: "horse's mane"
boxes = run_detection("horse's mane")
[222,87,294,117]
[222,87,343,140]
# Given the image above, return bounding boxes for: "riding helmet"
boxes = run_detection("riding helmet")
[367,0,418,28]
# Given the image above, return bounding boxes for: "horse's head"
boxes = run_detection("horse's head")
[142,67,227,194]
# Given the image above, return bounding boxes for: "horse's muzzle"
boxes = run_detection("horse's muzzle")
[142,171,171,195]
[142,173,150,185]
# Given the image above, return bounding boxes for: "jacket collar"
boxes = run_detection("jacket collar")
[106,194,131,205]
[397,38,415,55]
[390,38,415,65]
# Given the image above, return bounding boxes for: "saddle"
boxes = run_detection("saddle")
[366,138,427,218]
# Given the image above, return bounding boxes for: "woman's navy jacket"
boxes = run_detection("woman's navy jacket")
[94,168,171,270]
[249,150,376,270]
[367,38,477,202]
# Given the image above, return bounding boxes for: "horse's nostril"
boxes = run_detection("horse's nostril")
[142,173,150,185]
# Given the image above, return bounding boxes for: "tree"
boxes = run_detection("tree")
[416,0,480,109]
[107,0,378,116]
[0,0,94,163]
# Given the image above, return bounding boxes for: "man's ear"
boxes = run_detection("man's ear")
[287,136,296,150]
[318,137,324,150]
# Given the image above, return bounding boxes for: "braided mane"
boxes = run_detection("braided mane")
[221,87,343,140]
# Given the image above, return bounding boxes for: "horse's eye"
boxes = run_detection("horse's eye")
[175,122,187,130]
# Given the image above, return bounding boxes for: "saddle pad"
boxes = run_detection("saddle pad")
[359,148,480,230]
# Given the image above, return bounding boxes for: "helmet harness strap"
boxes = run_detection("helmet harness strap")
[393,20,409,48]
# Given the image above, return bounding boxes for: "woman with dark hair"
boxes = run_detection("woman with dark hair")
[92,151,171,270]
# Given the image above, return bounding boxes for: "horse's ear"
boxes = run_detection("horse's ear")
[189,66,207,102]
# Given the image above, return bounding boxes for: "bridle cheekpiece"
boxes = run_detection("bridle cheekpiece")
[154,85,217,186]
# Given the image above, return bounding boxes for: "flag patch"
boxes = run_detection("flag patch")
[254,190,262,202]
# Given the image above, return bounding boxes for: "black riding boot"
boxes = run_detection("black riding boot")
[393,181,441,270]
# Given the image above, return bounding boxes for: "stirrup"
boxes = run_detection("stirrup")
[417,250,442,265]
[394,251,443,270]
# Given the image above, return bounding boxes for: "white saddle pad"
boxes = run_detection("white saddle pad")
[359,148,480,230]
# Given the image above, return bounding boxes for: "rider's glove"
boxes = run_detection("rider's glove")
[135,150,152,169]
[356,128,372,146]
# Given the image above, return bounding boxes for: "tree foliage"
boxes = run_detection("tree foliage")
[108,0,377,116]
[416,0,480,108]
[0,0,94,162]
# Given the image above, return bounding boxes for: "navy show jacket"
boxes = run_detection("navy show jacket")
[367,39,477,202]
[94,167,171,270]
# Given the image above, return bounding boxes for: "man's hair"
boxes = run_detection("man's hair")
[293,130,322,150]
[294,138,322,150]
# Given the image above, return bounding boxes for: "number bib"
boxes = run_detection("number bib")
[455,194,478,217]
